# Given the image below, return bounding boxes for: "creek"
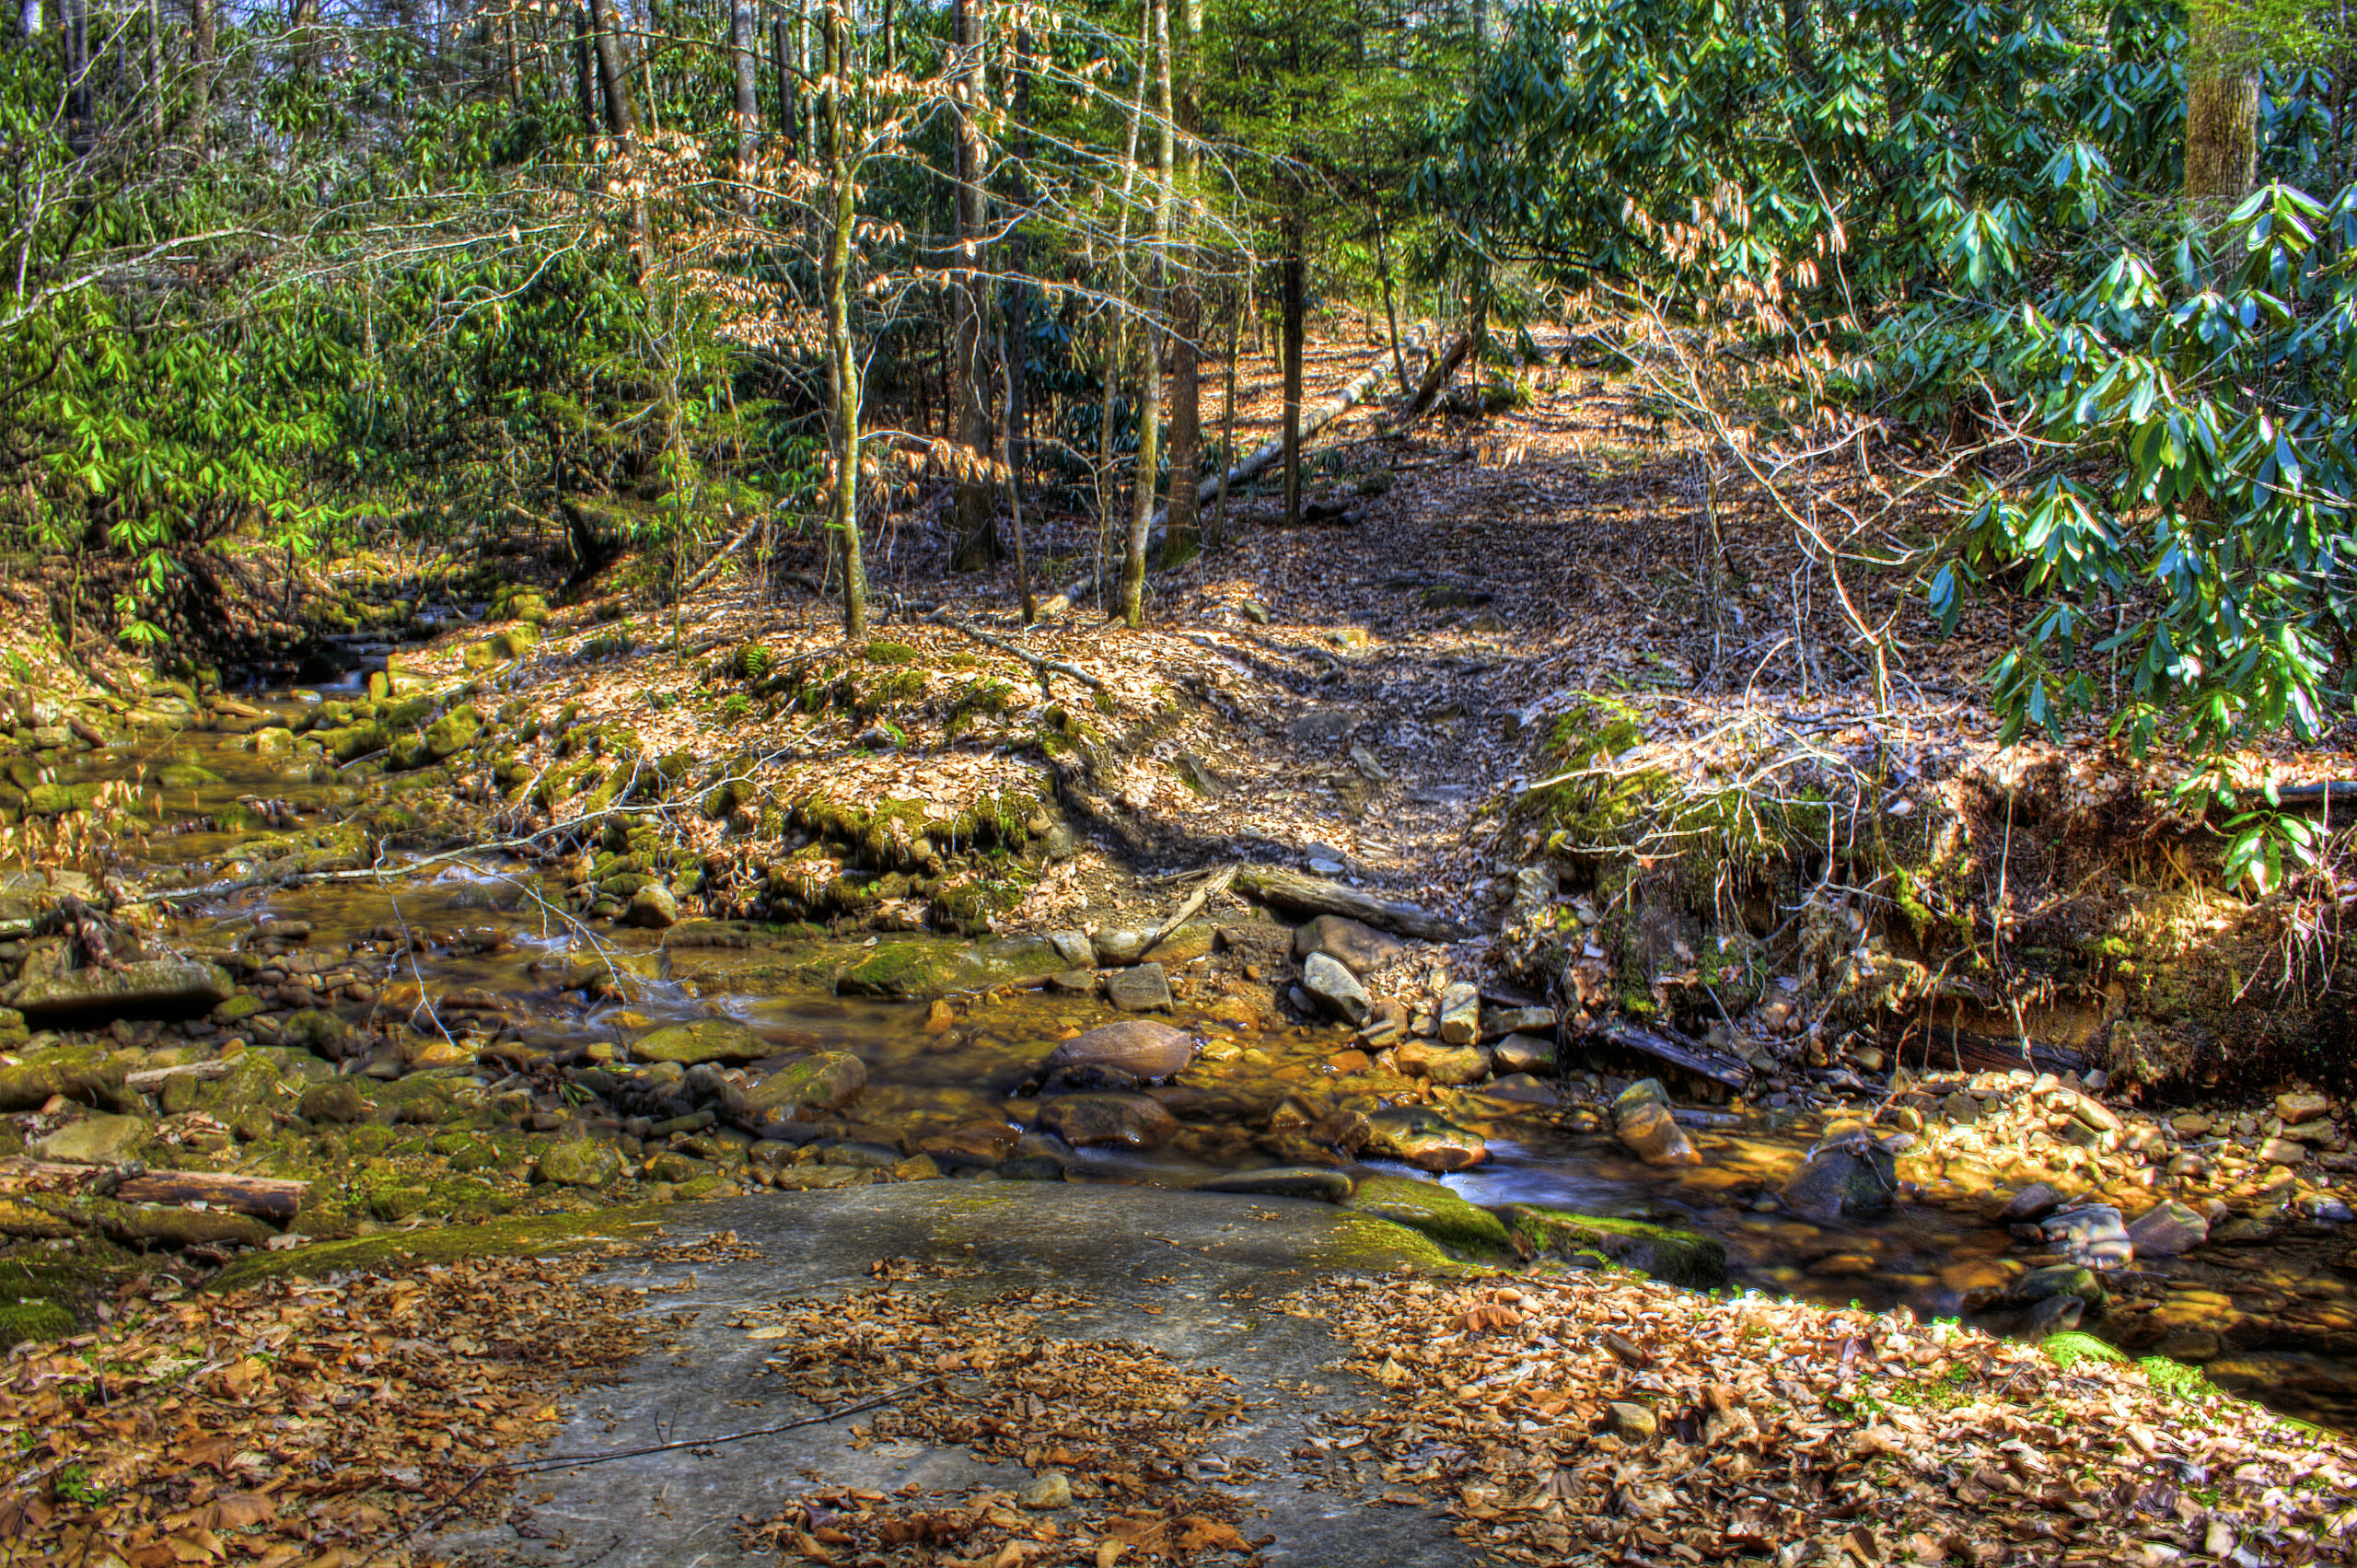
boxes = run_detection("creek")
[57,693,2357,1434]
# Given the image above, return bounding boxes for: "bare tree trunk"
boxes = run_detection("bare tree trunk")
[823,0,866,639]
[63,0,91,157]
[574,6,601,134]
[17,0,40,41]
[190,0,215,154]
[796,2,813,164]
[1001,331,1035,623]
[1281,206,1306,530]
[772,17,797,157]
[1162,0,1202,557]
[1211,303,1238,549]
[1119,0,1174,627]
[586,0,637,135]
[1092,0,1155,611]
[730,0,761,213]
[1376,209,1409,393]
[949,0,997,570]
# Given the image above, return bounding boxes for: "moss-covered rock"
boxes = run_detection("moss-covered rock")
[631,1017,772,1065]
[537,1139,625,1188]
[1504,1204,1728,1288]
[1348,1175,1514,1259]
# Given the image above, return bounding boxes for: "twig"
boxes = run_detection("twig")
[1140,862,1237,957]
[358,1382,934,1568]
[921,610,1105,691]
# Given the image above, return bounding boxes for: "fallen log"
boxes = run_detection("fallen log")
[122,1059,235,1091]
[1230,866,1469,943]
[1579,1018,1753,1092]
[1898,1024,2087,1081]
[116,1170,307,1222]
[0,1157,306,1221]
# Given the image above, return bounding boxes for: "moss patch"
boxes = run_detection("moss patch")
[1348,1176,1514,1260]
[1504,1205,1728,1289]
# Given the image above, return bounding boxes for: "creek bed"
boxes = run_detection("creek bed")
[32,696,2357,1434]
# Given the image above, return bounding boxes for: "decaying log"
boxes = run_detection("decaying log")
[122,1059,235,1090]
[1230,865,1468,942]
[1581,1018,1754,1091]
[0,1157,306,1221]
[115,1170,307,1221]
[1899,1025,2088,1080]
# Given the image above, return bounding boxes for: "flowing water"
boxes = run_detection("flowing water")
[71,694,2357,1433]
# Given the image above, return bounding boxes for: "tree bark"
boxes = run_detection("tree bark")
[1280,206,1306,529]
[822,1,866,639]
[190,0,215,154]
[772,17,798,157]
[730,0,761,212]
[1162,0,1203,554]
[574,6,601,134]
[586,0,636,136]
[2183,5,2258,206]
[949,0,998,570]
[1119,0,1175,628]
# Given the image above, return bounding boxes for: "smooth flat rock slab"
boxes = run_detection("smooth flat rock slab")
[435,1183,1474,1568]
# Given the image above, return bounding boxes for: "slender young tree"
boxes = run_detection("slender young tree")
[1279,201,1305,529]
[729,0,761,212]
[821,0,866,638]
[1162,0,1202,556]
[949,0,996,569]
[1119,0,1174,627]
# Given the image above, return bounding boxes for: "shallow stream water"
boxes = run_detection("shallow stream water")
[80,694,2357,1433]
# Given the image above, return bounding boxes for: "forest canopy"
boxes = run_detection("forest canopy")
[2,0,2351,756]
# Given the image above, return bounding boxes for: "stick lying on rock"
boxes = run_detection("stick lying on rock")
[0,1158,307,1221]
[1231,865,1469,942]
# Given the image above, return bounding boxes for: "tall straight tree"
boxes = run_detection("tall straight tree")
[1119,0,1174,626]
[949,0,996,569]
[821,0,867,638]
[1161,0,1202,556]
[1279,199,1305,529]
[729,0,761,212]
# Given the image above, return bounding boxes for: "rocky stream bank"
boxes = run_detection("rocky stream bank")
[0,593,2352,1446]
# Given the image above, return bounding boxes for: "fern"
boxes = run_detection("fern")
[2042,1331,2126,1370]
[2136,1357,2220,1402]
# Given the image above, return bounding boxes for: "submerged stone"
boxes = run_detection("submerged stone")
[1104,962,1173,1012]
[633,1018,772,1065]
[1779,1142,1898,1224]
[1195,1167,1355,1203]
[1044,1019,1196,1080]
[1361,1106,1486,1171]
[743,1051,867,1120]
[1037,1092,1179,1149]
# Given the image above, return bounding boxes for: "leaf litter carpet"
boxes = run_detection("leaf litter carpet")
[6,1237,2355,1567]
